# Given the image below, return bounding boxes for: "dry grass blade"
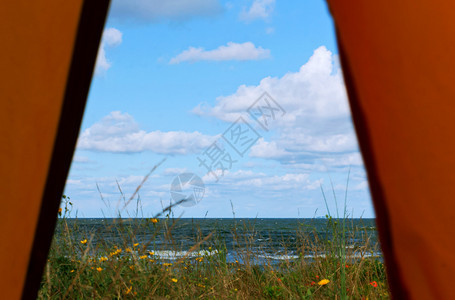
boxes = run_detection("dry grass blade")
[177,232,213,264]
[121,158,166,211]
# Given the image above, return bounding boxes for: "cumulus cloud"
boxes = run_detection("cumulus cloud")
[110,0,222,22]
[250,138,290,159]
[201,169,320,191]
[95,28,123,75]
[240,0,275,22]
[77,111,216,154]
[169,42,271,64]
[193,46,362,167]
[194,46,347,122]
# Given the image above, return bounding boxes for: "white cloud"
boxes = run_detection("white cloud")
[250,138,290,159]
[77,111,216,154]
[278,130,358,153]
[353,180,368,191]
[110,0,222,22]
[265,27,275,34]
[103,28,123,47]
[240,0,275,22]
[169,42,270,64]
[194,46,347,122]
[66,179,82,185]
[201,169,320,191]
[95,28,123,75]
[194,46,361,167]
[163,168,189,175]
[73,156,91,163]
[319,152,364,167]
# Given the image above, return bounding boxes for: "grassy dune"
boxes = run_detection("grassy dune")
[39,198,389,299]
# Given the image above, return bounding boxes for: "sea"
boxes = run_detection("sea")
[56,218,381,264]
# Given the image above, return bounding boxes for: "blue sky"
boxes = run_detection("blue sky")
[64,0,374,218]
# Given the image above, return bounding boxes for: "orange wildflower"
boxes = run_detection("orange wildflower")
[370,281,378,287]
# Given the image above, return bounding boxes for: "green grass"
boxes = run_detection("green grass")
[38,196,390,299]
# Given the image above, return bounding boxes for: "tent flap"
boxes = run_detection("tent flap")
[0,1,109,299]
[328,1,455,299]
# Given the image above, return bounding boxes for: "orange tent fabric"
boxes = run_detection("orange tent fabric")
[328,1,455,299]
[2,1,455,299]
[0,1,109,299]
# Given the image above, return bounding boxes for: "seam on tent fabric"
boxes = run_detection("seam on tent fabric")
[21,1,110,299]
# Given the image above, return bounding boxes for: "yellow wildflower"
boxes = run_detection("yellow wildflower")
[80,239,87,244]
[129,265,134,270]
[133,243,139,247]
[96,267,102,272]
[318,279,330,286]
[149,251,155,256]
[125,286,132,294]
[151,218,159,223]
[171,278,178,283]
[139,255,148,259]
[163,263,172,266]
[99,256,108,262]
[109,249,122,256]
[126,247,132,253]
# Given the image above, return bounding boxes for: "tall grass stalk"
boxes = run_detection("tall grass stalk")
[40,171,388,299]
[321,169,352,300]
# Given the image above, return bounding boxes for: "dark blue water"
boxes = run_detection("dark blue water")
[55,218,380,263]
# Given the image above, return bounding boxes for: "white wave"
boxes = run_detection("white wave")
[257,254,299,260]
[150,249,218,260]
[244,251,382,261]
[302,252,382,259]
